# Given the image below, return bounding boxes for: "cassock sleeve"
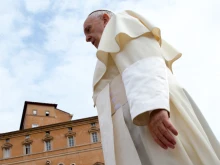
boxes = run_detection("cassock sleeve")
[120,36,170,126]
[95,11,180,126]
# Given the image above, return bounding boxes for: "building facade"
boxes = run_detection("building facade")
[0,101,104,165]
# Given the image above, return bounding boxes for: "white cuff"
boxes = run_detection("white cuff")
[122,57,170,126]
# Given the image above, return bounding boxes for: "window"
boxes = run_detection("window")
[25,144,31,155]
[25,135,30,139]
[91,123,96,127]
[58,163,64,165]
[45,141,51,151]
[91,132,98,143]
[45,111,50,116]
[32,124,38,128]
[3,148,10,158]
[46,131,50,135]
[68,127,72,131]
[33,110,37,115]
[68,137,74,147]
[46,160,51,165]
[6,138,10,143]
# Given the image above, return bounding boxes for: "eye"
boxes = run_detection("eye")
[86,26,91,33]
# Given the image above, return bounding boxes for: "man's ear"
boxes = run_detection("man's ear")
[102,13,110,26]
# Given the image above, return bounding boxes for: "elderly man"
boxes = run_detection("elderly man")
[83,10,220,165]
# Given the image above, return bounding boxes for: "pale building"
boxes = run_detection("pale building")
[0,101,104,165]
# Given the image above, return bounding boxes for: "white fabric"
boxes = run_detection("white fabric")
[96,84,116,165]
[93,10,182,105]
[122,57,170,125]
[106,72,220,165]
[112,105,142,165]
[93,10,220,165]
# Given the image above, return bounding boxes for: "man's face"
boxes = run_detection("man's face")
[83,14,109,49]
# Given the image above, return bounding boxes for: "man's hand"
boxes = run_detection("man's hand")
[148,109,178,150]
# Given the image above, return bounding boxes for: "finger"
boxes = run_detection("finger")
[155,128,175,149]
[163,119,178,136]
[158,124,176,146]
[151,133,168,149]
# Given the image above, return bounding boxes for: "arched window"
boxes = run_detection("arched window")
[2,139,13,159]
[88,124,100,143]
[42,133,53,151]
[65,129,76,147]
[22,136,33,155]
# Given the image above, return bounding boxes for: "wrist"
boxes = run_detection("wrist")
[150,109,169,118]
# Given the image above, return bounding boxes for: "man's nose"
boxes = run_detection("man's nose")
[86,35,92,42]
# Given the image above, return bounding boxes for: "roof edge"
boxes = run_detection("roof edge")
[3,116,98,137]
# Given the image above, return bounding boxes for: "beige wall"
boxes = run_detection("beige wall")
[23,104,72,129]
[0,117,103,165]
[0,144,103,165]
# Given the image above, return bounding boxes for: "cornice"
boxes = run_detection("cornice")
[42,134,54,142]
[88,126,100,133]
[22,138,33,145]
[65,131,76,137]
[0,116,98,139]
[1,142,13,149]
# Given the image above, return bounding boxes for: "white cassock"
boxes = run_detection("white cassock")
[92,10,220,165]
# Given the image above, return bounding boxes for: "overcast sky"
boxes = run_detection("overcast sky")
[0,0,219,140]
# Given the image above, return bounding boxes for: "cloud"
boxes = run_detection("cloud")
[43,13,83,52]
[24,0,51,13]
[51,0,80,12]
[18,27,32,38]
[0,0,220,142]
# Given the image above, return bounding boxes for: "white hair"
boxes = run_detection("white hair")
[88,10,114,19]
